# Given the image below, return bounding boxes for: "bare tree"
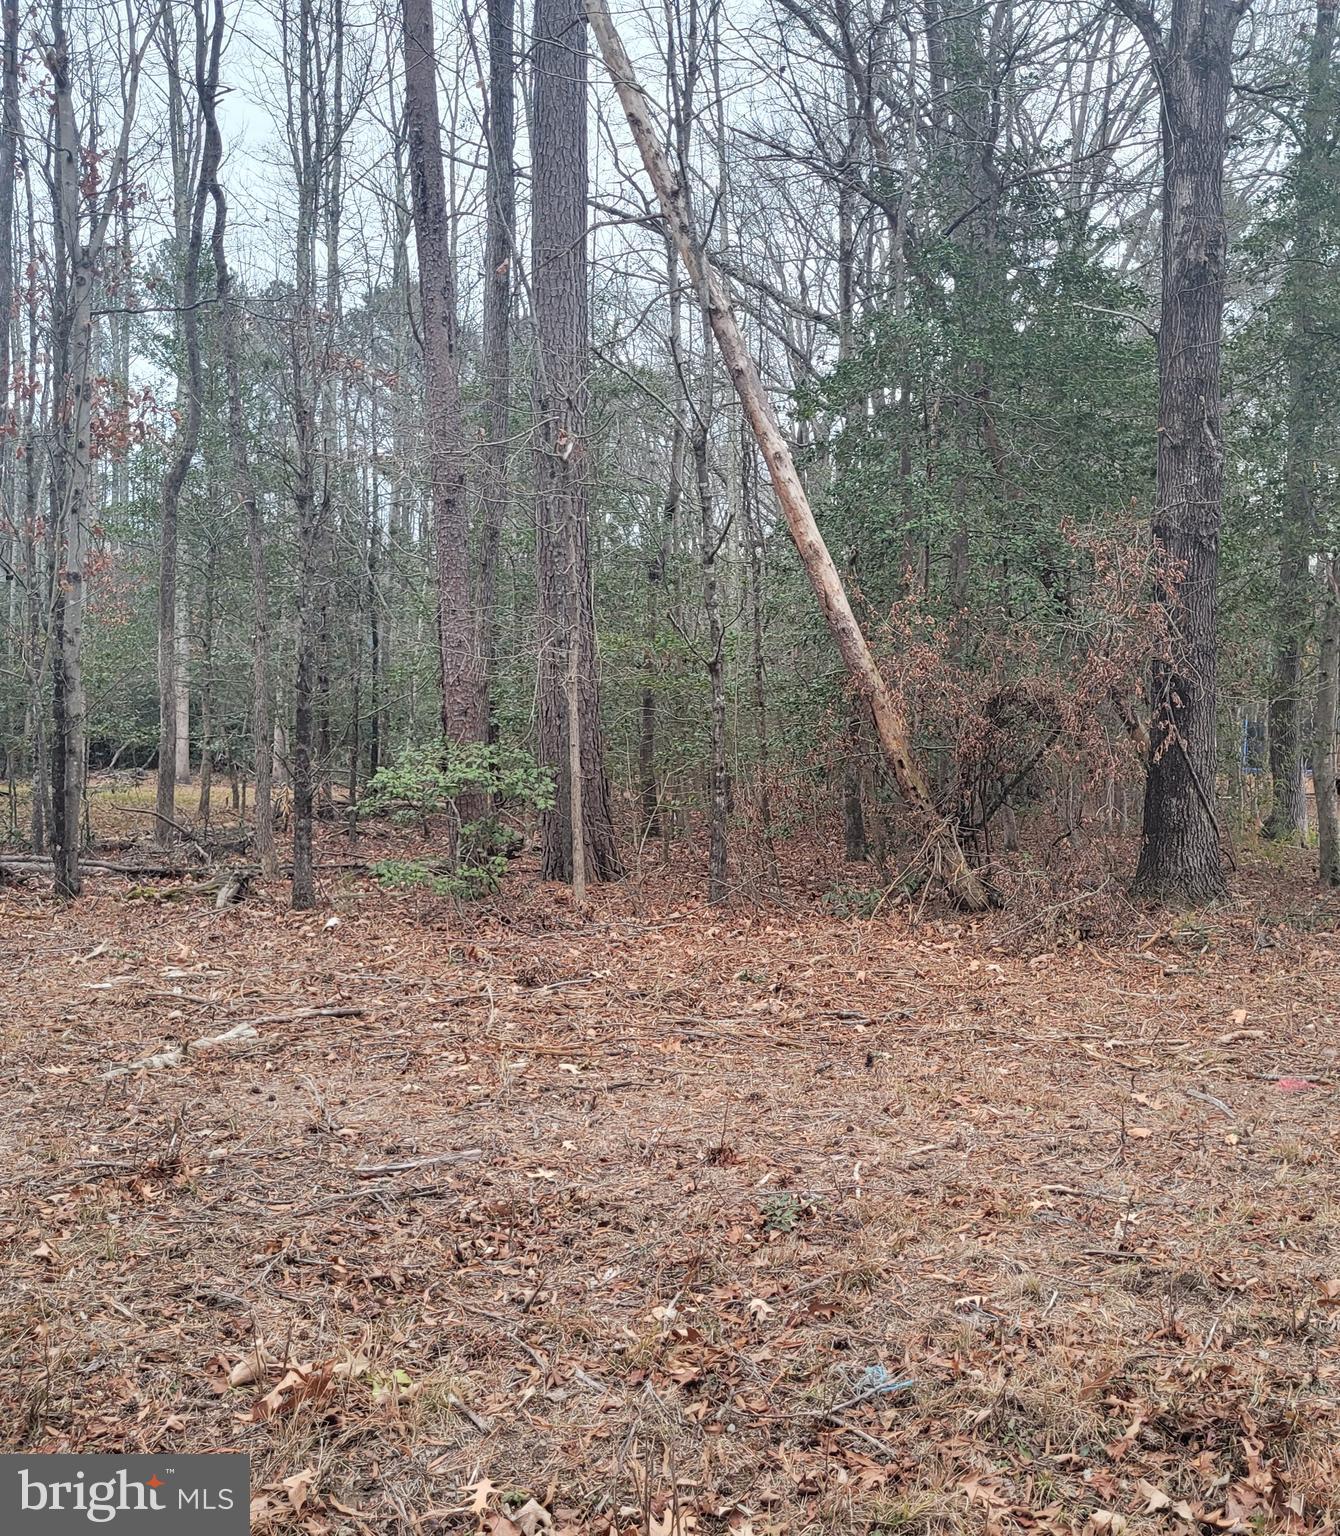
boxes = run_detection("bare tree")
[666,0,731,902]
[199,0,276,872]
[155,0,222,849]
[281,0,337,909]
[1264,0,1338,841]
[585,0,992,909]
[402,0,484,759]
[47,0,153,898]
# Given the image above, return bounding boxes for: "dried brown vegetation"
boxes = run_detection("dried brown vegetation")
[1,822,1337,1536]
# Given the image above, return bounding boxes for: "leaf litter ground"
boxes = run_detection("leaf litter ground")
[1,834,1337,1536]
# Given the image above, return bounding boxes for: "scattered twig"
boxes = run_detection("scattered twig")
[352,1151,482,1177]
[1183,1086,1235,1118]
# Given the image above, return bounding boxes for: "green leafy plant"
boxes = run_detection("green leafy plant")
[368,856,508,901]
[358,742,554,833]
[360,743,554,901]
[759,1191,804,1234]
[820,882,884,919]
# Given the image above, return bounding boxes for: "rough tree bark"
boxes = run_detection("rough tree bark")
[584,0,992,909]
[1264,0,1337,841]
[477,0,514,723]
[285,0,325,911]
[742,428,779,886]
[402,0,484,756]
[533,0,622,882]
[668,0,730,904]
[19,135,46,855]
[639,238,688,848]
[693,346,729,904]
[1316,558,1340,887]
[1120,0,1243,903]
[196,532,217,827]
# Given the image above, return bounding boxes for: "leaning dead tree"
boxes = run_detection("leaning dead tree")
[583,0,991,910]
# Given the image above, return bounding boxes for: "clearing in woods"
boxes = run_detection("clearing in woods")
[0,827,1337,1536]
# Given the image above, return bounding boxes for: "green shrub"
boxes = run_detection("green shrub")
[360,743,554,900]
[359,742,554,831]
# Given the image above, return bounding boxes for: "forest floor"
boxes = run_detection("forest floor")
[1,798,1338,1536]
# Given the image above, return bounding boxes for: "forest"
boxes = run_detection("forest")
[0,0,1338,1527]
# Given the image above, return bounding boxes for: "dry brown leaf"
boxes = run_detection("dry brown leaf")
[1137,1478,1171,1514]
[228,1344,273,1387]
[512,1499,553,1536]
[1086,1513,1128,1536]
[648,1509,697,1536]
[248,1362,335,1422]
[250,1496,282,1530]
[282,1466,317,1514]
[468,1478,499,1516]
[1106,1407,1148,1460]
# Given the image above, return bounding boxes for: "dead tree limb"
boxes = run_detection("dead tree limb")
[582,0,992,910]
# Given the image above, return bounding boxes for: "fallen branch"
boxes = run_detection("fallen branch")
[101,1021,259,1079]
[2,858,201,877]
[99,1005,365,1080]
[234,1005,366,1028]
[581,0,993,913]
[1183,1086,1234,1118]
[352,1150,482,1177]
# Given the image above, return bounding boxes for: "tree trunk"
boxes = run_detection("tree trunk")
[640,240,687,846]
[0,0,14,844]
[638,555,662,843]
[155,3,217,831]
[174,594,191,783]
[0,0,15,530]
[1123,0,1241,904]
[742,430,778,885]
[843,757,867,862]
[291,457,321,911]
[402,0,484,759]
[196,531,217,828]
[368,455,382,779]
[478,0,514,725]
[1264,0,1337,842]
[566,515,587,906]
[695,405,729,904]
[199,0,275,874]
[1316,558,1340,887]
[533,0,622,882]
[584,0,991,909]
[47,4,148,897]
[21,139,46,856]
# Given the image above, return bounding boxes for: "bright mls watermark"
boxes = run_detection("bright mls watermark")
[4,1456,248,1535]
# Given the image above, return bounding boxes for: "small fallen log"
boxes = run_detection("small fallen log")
[1,858,199,877]
[215,868,254,907]
[102,1021,260,1079]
